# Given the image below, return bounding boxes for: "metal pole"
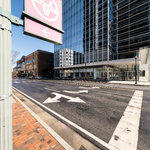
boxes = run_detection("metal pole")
[135,56,138,84]
[0,0,12,149]
[107,0,110,62]
[107,0,110,81]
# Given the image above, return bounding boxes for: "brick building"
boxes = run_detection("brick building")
[12,66,18,78]
[15,50,54,78]
[17,56,26,77]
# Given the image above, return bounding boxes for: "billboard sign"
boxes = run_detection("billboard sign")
[23,0,63,44]
[24,18,62,44]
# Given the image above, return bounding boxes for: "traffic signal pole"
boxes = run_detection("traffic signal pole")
[0,0,12,149]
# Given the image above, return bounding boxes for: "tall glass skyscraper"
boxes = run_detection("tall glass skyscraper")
[54,0,84,67]
[54,0,150,81]
[117,0,150,59]
[84,0,117,63]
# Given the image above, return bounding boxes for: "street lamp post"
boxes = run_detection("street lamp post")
[135,56,138,85]
[0,1,23,149]
[0,1,12,150]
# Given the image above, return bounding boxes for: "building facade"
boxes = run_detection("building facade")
[54,48,73,67]
[55,0,84,66]
[16,56,26,77]
[54,0,150,81]
[16,50,54,78]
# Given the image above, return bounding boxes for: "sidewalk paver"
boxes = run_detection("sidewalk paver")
[109,81,150,86]
[12,97,64,150]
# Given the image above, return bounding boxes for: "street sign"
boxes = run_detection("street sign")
[24,18,62,44]
[23,0,63,44]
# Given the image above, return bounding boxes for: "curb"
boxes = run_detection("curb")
[13,87,110,150]
[12,94,74,150]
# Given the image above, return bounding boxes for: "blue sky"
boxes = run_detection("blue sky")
[11,0,54,60]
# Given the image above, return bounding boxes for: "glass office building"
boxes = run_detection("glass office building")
[54,0,150,81]
[117,0,150,59]
[84,0,117,63]
[54,0,84,67]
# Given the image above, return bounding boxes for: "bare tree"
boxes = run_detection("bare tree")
[12,50,20,67]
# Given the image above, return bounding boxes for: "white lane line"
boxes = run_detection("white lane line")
[45,88,60,93]
[109,90,143,150]
[79,86,99,89]
[12,94,74,150]
[13,87,110,150]
[22,81,27,84]
[92,87,100,89]
[63,90,88,94]
[13,81,20,84]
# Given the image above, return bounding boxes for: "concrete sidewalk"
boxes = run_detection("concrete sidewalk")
[12,95,71,150]
[109,81,150,86]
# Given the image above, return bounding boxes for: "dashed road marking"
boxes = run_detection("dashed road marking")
[45,87,60,93]
[79,87,92,89]
[63,90,88,94]
[79,86,99,89]
[41,80,135,92]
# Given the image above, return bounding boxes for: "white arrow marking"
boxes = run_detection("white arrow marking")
[43,92,85,104]
[43,95,61,104]
[63,90,88,94]
[43,27,51,37]
[68,97,85,103]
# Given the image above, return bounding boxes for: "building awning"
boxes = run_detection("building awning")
[54,58,139,70]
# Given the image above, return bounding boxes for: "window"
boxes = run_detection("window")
[50,59,53,63]
[141,70,145,77]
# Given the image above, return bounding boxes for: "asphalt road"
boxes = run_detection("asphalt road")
[12,79,150,150]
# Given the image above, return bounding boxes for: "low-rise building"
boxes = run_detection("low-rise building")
[17,56,26,77]
[54,48,73,67]
[16,50,54,78]
[54,49,84,78]
[139,47,150,82]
